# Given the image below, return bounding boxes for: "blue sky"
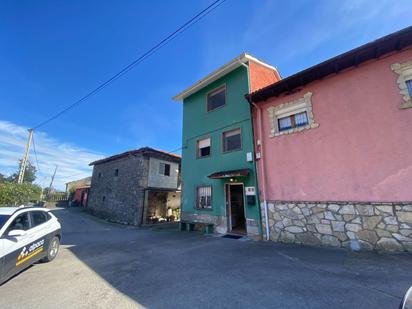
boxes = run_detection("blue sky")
[1,0,411,189]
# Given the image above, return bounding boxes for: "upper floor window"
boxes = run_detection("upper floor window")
[159,162,171,176]
[278,111,309,132]
[407,79,412,97]
[391,61,412,109]
[115,169,119,177]
[98,172,102,179]
[267,92,318,137]
[197,137,211,158]
[207,85,226,111]
[223,128,242,152]
[197,186,212,209]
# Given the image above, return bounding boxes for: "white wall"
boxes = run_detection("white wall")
[147,157,179,189]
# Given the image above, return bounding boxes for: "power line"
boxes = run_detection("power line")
[33,0,227,130]
[31,133,41,175]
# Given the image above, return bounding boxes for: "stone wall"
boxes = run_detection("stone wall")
[181,212,260,237]
[181,212,227,234]
[262,201,412,252]
[87,155,148,225]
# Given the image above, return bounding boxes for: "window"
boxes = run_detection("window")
[391,61,412,109]
[102,196,106,202]
[197,137,211,158]
[267,92,318,137]
[0,215,10,229]
[278,111,309,132]
[31,211,49,227]
[159,162,171,176]
[207,86,226,111]
[223,128,242,152]
[7,213,30,232]
[407,79,412,97]
[115,169,119,177]
[98,172,102,179]
[197,186,212,209]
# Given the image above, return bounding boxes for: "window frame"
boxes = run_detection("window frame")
[195,185,213,210]
[406,79,412,97]
[196,136,211,159]
[222,127,242,153]
[278,111,309,132]
[267,92,318,137]
[6,212,32,233]
[159,162,171,177]
[30,211,49,228]
[206,84,226,112]
[391,61,412,109]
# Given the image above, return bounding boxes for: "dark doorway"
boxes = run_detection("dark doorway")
[226,184,246,234]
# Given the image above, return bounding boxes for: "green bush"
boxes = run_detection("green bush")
[0,182,42,206]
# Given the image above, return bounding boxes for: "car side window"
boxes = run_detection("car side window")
[31,211,49,227]
[7,213,31,232]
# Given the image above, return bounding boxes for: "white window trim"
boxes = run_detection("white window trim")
[267,92,319,137]
[391,60,412,109]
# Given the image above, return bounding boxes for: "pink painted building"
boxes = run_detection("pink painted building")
[247,26,412,251]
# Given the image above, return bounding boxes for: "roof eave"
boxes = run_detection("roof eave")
[173,53,278,101]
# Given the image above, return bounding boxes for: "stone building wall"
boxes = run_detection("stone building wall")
[262,201,412,252]
[181,212,260,237]
[87,155,149,225]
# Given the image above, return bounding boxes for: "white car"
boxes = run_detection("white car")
[0,207,61,285]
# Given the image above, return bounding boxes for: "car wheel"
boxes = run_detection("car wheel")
[42,236,60,262]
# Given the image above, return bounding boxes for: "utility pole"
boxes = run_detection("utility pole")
[17,128,34,184]
[49,165,58,190]
[46,165,58,201]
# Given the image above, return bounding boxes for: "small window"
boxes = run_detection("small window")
[197,186,212,209]
[207,86,226,111]
[7,213,30,232]
[268,92,318,136]
[197,138,211,158]
[98,172,102,179]
[31,211,49,227]
[223,128,242,152]
[159,163,171,176]
[102,196,105,202]
[406,79,412,97]
[115,169,119,177]
[278,111,309,132]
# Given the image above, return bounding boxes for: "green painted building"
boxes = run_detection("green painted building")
[173,53,280,238]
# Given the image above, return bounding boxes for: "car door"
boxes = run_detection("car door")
[1,211,35,281]
[29,211,53,258]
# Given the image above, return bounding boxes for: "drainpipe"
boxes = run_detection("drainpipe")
[241,61,270,241]
[250,101,270,241]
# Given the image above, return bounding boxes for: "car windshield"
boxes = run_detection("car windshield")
[0,215,10,229]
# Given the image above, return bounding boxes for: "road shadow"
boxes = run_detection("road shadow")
[54,208,412,309]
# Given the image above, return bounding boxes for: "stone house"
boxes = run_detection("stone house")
[65,176,91,197]
[173,53,280,238]
[87,147,181,225]
[246,26,412,251]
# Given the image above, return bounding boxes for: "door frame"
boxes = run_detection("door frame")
[225,182,247,234]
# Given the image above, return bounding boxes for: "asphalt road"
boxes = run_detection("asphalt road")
[0,207,411,309]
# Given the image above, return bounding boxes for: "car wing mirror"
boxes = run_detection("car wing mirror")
[8,229,27,237]
[400,286,412,309]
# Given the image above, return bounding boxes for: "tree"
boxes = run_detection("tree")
[0,182,42,206]
[7,160,37,184]
[0,173,6,183]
